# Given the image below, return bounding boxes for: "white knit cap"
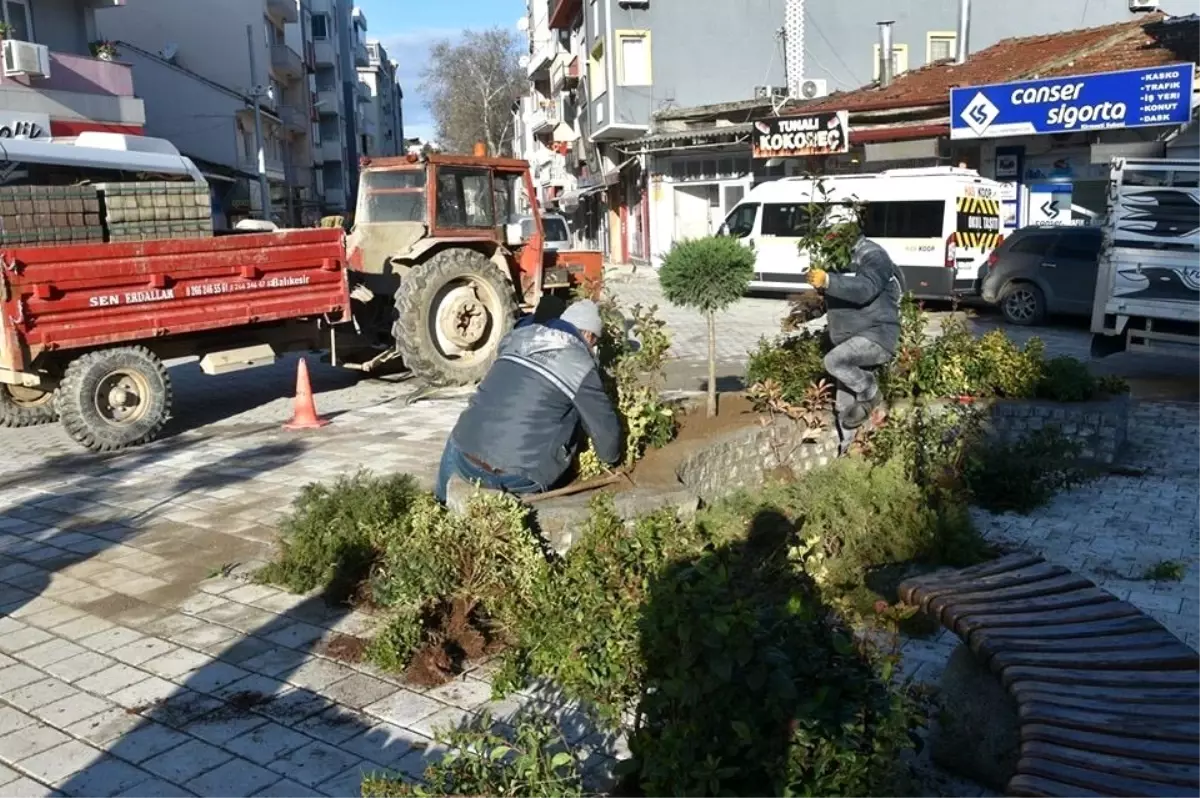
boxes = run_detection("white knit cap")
[560,299,604,337]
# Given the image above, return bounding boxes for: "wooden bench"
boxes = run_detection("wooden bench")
[898,552,1200,797]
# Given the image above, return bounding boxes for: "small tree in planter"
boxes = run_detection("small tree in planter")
[0,23,13,40]
[659,235,756,418]
[89,40,119,61]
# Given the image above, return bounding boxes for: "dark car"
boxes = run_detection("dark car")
[978,226,1103,325]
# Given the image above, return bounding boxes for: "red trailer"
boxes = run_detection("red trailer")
[0,229,351,450]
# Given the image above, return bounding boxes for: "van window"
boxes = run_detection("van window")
[762,203,813,236]
[724,203,758,238]
[521,217,569,241]
[862,201,945,238]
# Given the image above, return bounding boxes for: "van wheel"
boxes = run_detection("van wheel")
[1000,283,1046,326]
[0,385,58,428]
[393,248,517,386]
[55,347,172,452]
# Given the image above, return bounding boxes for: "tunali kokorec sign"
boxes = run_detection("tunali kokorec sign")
[752,111,850,159]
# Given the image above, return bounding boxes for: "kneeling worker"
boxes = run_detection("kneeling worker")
[434,299,623,503]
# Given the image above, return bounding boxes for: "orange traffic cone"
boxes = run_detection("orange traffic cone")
[283,358,329,430]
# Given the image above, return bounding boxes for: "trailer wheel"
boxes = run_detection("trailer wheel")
[0,385,58,428]
[393,248,517,386]
[55,347,172,452]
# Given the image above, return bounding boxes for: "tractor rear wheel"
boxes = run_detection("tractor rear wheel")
[393,248,518,386]
[55,346,172,452]
[0,384,58,428]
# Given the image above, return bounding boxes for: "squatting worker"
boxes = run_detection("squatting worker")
[434,299,623,503]
[807,227,901,450]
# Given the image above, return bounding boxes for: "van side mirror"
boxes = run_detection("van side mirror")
[717,223,729,236]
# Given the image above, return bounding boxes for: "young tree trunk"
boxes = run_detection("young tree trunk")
[706,310,718,418]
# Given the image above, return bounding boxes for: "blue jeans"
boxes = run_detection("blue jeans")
[435,438,543,503]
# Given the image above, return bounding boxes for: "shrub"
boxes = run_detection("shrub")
[659,236,756,417]
[1037,355,1099,402]
[1141,560,1186,582]
[256,472,423,598]
[963,428,1087,514]
[745,331,827,405]
[361,712,584,798]
[578,300,675,479]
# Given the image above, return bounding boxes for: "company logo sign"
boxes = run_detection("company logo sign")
[950,64,1195,140]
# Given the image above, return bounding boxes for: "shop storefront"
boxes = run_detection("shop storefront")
[950,63,1196,228]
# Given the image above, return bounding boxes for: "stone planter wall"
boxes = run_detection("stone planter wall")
[893,395,1131,464]
[675,417,839,503]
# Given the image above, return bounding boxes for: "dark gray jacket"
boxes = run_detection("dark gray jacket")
[824,238,902,355]
[450,317,623,488]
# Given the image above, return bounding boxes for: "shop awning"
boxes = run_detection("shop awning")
[625,123,753,148]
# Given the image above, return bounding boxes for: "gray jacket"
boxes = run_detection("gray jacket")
[824,238,902,355]
[450,317,623,488]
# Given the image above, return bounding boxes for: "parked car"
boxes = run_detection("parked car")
[519,213,572,251]
[978,225,1103,325]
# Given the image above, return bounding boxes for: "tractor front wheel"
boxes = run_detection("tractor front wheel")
[393,248,518,386]
[0,384,58,428]
[55,346,172,452]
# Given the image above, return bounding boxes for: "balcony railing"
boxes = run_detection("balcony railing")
[530,101,560,134]
[279,104,307,133]
[1,49,134,95]
[270,43,304,80]
[550,54,580,90]
[354,41,369,67]
[313,38,336,66]
[266,0,299,24]
[527,38,555,76]
[315,88,339,115]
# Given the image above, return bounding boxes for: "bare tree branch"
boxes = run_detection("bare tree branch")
[419,27,526,156]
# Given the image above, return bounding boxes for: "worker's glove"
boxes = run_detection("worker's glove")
[808,268,828,289]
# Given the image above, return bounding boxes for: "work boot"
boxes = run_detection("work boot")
[839,401,871,430]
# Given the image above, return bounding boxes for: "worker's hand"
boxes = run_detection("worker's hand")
[808,268,828,289]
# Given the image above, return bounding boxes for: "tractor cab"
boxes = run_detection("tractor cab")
[343,150,601,387]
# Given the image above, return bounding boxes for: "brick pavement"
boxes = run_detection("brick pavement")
[0,278,1196,795]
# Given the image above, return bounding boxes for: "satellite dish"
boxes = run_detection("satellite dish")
[518,54,530,69]
[516,16,529,32]
[160,42,179,62]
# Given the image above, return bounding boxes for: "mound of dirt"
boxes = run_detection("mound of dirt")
[403,597,503,688]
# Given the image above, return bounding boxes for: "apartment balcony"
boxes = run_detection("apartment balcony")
[530,101,560,135]
[270,43,304,80]
[315,88,340,116]
[313,38,336,67]
[357,81,372,104]
[240,155,286,182]
[265,0,299,24]
[320,137,343,163]
[279,104,308,134]
[548,0,582,30]
[0,48,145,135]
[526,39,555,77]
[550,54,580,91]
[354,41,369,68]
[536,153,570,187]
[322,186,347,211]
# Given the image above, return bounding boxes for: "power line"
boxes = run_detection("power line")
[805,8,863,87]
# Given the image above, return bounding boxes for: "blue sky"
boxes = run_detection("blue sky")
[358,0,525,142]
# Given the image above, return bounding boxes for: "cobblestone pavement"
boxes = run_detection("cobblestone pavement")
[0,273,1195,796]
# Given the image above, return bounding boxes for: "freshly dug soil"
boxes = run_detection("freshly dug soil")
[403,597,502,688]
[318,633,368,664]
[624,392,764,489]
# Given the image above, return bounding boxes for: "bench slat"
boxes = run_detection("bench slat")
[941,587,1118,626]
[897,553,1044,602]
[1022,740,1200,788]
[956,601,1142,636]
[1011,681,1200,705]
[1017,757,1197,797]
[1002,666,1200,690]
[908,564,1071,609]
[1018,702,1200,743]
[926,573,1093,617]
[968,616,1164,655]
[1022,723,1200,765]
[992,643,1200,673]
[972,629,1183,655]
[1016,692,1200,720]
[1008,773,1107,797]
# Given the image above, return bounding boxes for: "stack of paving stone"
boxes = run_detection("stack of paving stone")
[96,181,213,242]
[0,185,104,247]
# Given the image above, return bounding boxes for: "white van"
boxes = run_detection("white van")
[720,166,1007,299]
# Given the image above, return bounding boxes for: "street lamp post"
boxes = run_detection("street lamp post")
[247,25,274,221]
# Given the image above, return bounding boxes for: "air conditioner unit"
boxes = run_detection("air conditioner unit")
[754,85,789,100]
[3,40,51,79]
[798,78,829,100]
[1128,0,1160,11]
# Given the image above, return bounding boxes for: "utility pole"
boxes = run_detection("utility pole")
[247,24,273,221]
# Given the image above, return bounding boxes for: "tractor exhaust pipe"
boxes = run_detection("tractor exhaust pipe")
[473,141,487,157]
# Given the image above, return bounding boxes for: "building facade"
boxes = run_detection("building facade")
[0,0,145,141]
[789,0,1197,94]
[358,40,403,157]
[309,0,355,214]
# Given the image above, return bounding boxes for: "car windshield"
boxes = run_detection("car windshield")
[359,169,425,223]
[724,203,758,238]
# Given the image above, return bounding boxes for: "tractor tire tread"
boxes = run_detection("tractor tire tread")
[0,386,58,428]
[55,346,172,452]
